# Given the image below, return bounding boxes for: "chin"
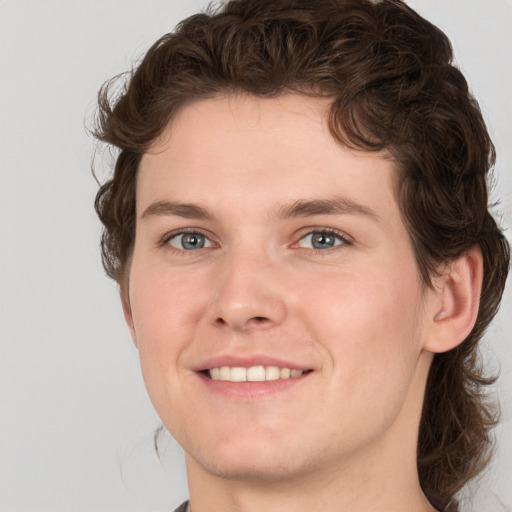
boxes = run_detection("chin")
[191,451,316,483]
[183,427,327,483]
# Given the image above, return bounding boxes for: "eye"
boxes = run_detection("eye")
[167,231,213,250]
[297,230,348,250]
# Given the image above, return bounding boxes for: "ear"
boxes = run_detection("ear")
[423,246,483,354]
[121,291,138,348]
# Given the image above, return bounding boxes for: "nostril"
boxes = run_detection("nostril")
[213,315,273,330]
[246,316,271,327]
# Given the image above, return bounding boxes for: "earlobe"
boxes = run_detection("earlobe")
[424,247,483,354]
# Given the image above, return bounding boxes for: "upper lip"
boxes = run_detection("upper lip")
[194,354,314,372]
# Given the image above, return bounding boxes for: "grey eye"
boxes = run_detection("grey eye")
[168,232,212,250]
[298,231,344,250]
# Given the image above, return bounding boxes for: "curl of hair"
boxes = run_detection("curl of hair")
[93,1,510,510]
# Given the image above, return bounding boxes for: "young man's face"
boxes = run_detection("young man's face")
[127,94,437,483]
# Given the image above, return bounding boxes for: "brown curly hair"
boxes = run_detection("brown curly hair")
[93,1,510,510]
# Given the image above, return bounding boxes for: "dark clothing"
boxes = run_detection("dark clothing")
[173,501,190,512]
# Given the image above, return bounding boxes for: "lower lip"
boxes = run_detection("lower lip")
[196,372,312,399]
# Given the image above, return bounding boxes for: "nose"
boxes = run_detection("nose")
[207,248,288,332]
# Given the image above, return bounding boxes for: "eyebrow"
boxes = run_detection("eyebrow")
[276,197,380,222]
[141,201,213,221]
[140,196,380,223]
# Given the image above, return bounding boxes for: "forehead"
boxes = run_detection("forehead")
[137,93,399,222]
[147,93,334,166]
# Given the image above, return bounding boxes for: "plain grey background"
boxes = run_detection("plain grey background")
[0,1,510,511]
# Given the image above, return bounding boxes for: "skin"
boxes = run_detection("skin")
[124,93,482,512]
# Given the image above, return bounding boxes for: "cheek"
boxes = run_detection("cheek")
[129,259,201,341]
[296,262,424,394]
[128,263,194,399]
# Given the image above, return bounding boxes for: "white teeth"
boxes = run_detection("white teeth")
[265,366,280,381]
[247,366,265,382]
[219,366,231,380]
[280,368,291,379]
[230,367,247,382]
[208,365,306,382]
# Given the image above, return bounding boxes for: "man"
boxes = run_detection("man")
[93,1,510,511]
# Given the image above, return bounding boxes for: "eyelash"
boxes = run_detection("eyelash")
[160,227,352,254]
[296,227,353,254]
[161,228,215,252]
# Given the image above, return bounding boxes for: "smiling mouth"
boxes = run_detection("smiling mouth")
[203,366,312,382]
